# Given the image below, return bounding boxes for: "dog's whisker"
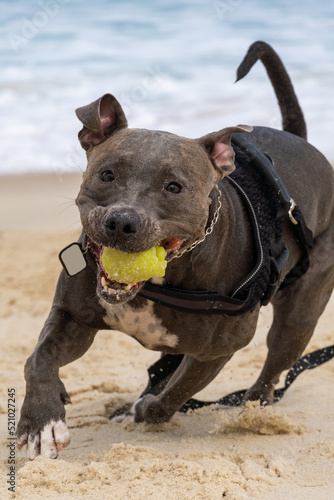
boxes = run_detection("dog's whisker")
[58,200,76,209]
[65,220,82,231]
[56,196,77,203]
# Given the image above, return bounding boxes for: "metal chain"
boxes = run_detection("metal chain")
[172,186,222,260]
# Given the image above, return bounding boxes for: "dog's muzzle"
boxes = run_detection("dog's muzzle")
[86,235,184,306]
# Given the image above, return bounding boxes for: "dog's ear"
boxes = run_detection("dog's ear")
[196,125,252,177]
[75,94,128,151]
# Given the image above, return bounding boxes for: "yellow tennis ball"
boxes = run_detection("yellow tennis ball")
[101,246,167,285]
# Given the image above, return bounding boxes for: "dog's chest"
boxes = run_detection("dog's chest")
[100,300,178,350]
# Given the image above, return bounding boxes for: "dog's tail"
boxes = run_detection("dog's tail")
[236,41,307,140]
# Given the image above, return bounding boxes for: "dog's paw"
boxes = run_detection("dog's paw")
[134,394,173,423]
[110,398,142,424]
[17,420,71,460]
[243,381,275,406]
[17,380,72,460]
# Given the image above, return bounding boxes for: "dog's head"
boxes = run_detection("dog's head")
[75,94,251,304]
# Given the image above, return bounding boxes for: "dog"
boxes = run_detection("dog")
[17,41,334,460]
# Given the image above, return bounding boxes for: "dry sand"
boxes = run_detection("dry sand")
[0,172,333,499]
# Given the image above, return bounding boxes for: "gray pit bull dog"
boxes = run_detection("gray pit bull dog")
[17,41,334,459]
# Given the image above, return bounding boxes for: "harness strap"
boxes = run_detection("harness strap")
[279,205,314,290]
[231,134,292,213]
[140,282,248,314]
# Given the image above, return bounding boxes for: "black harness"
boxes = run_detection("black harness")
[139,134,314,315]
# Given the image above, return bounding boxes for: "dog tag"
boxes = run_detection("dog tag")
[59,243,87,276]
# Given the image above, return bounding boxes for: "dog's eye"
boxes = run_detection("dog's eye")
[166,182,182,194]
[100,170,114,182]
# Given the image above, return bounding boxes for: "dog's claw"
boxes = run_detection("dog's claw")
[27,433,40,460]
[61,393,72,405]
[17,432,28,450]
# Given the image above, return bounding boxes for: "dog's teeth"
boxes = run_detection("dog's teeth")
[103,286,108,293]
[101,276,108,288]
[123,284,132,291]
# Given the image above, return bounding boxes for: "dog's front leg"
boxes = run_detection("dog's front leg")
[17,306,97,460]
[134,354,231,423]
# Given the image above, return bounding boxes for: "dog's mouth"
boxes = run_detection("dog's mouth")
[86,236,183,305]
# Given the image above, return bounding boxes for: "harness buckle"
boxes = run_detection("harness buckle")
[288,199,298,225]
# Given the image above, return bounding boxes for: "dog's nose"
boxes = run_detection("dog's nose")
[103,210,141,238]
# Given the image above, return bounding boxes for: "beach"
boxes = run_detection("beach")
[1,0,334,497]
[0,171,333,499]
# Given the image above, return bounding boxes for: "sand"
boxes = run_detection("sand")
[0,172,333,499]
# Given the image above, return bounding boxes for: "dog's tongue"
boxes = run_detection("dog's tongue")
[165,238,183,254]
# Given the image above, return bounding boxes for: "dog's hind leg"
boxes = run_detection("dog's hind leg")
[134,354,232,423]
[244,229,334,404]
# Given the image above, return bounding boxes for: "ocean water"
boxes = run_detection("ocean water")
[1,0,334,175]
